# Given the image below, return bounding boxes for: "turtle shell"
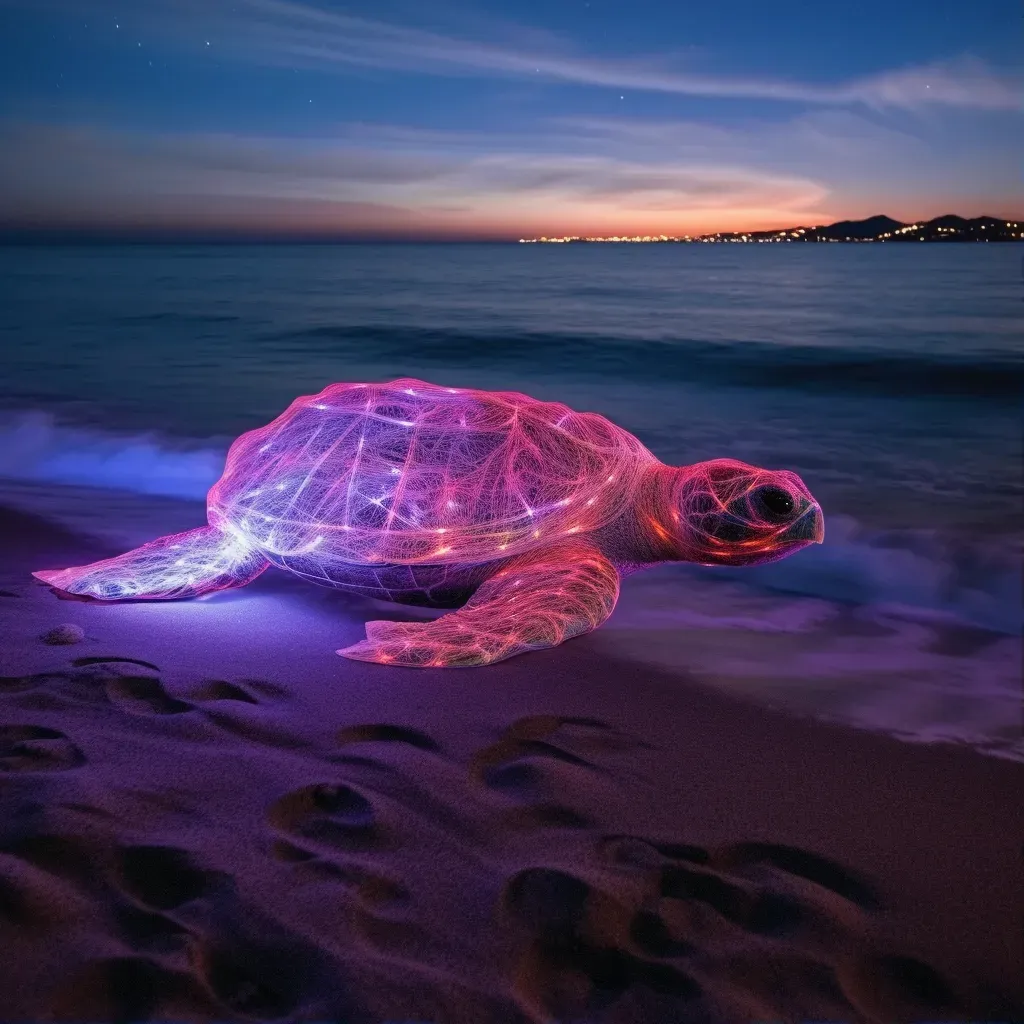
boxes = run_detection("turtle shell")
[208,379,656,566]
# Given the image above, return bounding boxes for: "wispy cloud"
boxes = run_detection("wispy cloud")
[551,106,1022,200]
[7,0,1021,111]
[206,0,1024,111]
[0,121,831,234]
[2,111,1019,236]
[1,0,1019,236]
[0,123,454,200]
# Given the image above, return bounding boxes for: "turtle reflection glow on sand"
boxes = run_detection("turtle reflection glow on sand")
[33,379,824,667]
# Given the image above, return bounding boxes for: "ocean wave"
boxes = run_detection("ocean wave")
[0,411,225,500]
[687,514,1021,635]
[0,413,1018,634]
[262,324,1024,402]
[111,312,242,324]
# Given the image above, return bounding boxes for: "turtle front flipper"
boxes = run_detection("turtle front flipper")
[338,542,620,668]
[33,526,269,601]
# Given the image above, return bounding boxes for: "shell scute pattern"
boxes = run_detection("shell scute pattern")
[208,379,656,567]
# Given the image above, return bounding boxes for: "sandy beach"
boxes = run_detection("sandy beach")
[2,0,1022,1011]
[0,499,1019,1023]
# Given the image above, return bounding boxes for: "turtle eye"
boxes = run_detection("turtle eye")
[752,486,795,522]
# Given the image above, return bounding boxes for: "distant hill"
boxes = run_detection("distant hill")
[815,214,904,240]
[696,214,1021,243]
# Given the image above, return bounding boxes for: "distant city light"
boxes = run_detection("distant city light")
[517,218,1020,245]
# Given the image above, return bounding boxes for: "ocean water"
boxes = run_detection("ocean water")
[0,243,1021,757]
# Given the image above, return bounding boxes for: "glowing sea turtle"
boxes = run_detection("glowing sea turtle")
[33,379,824,667]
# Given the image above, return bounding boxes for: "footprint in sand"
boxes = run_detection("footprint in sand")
[328,723,443,776]
[505,831,962,1021]
[500,865,701,1021]
[0,724,85,772]
[181,678,298,748]
[8,659,288,743]
[191,943,299,1020]
[188,924,361,1022]
[103,675,194,717]
[336,723,441,752]
[471,715,648,831]
[66,657,195,719]
[0,673,75,696]
[472,714,649,784]
[46,956,193,1023]
[596,835,710,871]
[187,678,289,705]
[1,832,97,890]
[69,660,285,727]
[72,655,161,672]
[182,903,355,1021]
[188,680,259,705]
[115,845,218,911]
[269,726,435,956]
[714,841,878,909]
[348,872,429,954]
[112,902,192,957]
[1,826,195,959]
[269,731,424,867]
[502,853,850,1020]
[115,845,348,1017]
[1,666,172,716]
[631,839,875,962]
[0,860,76,932]
[107,846,220,959]
[837,951,960,1021]
[268,823,421,956]
[109,843,344,1018]
[267,782,381,855]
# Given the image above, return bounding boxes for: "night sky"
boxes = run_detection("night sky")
[0,0,1020,239]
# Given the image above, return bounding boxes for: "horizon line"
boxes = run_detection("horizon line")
[0,213,1019,246]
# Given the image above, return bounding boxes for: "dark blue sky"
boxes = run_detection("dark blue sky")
[0,0,1019,237]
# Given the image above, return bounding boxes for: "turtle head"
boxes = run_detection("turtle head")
[673,458,824,567]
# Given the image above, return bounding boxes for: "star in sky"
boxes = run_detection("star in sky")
[0,0,1018,237]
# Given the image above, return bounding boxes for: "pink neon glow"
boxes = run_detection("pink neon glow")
[33,379,824,667]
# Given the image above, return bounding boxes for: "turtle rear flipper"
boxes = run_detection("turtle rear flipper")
[33,525,269,601]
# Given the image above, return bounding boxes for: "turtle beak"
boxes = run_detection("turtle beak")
[813,506,825,543]
[782,503,825,545]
